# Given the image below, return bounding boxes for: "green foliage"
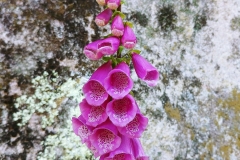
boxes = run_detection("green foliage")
[194,14,207,31]
[157,6,177,32]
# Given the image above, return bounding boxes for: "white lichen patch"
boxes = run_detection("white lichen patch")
[13,71,84,128]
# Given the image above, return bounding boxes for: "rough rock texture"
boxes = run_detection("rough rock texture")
[1,0,240,160]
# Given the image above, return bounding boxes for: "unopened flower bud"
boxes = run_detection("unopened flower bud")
[107,0,120,10]
[95,8,113,26]
[121,25,137,49]
[111,15,124,37]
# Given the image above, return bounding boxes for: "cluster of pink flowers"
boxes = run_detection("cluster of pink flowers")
[72,0,159,159]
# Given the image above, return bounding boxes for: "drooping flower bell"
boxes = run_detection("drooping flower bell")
[83,61,112,106]
[118,111,148,138]
[104,62,133,99]
[96,0,108,6]
[102,135,135,160]
[89,119,121,156]
[121,25,137,49]
[106,94,137,127]
[107,0,121,10]
[132,53,159,87]
[79,99,109,127]
[72,116,93,143]
[111,15,124,37]
[83,39,104,60]
[95,8,113,26]
[97,36,120,55]
[131,138,149,160]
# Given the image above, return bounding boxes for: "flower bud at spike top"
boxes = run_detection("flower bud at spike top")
[97,36,120,55]
[131,138,149,160]
[83,39,104,60]
[104,62,133,99]
[96,0,107,6]
[83,61,112,106]
[72,116,93,143]
[121,25,137,49]
[104,135,135,160]
[111,15,124,37]
[132,53,159,87]
[106,94,137,127]
[95,8,113,27]
[117,112,148,138]
[79,98,108,127]
[107,0,121,10]
[89,119,121,156]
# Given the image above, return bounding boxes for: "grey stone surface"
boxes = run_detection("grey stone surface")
[1,0,240,160]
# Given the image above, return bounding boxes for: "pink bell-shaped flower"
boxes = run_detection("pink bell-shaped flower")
[96,0,108,6]
[95,8,113,26]
[104,62,133,99]
[105,135,135,160]
[107,0,121,10]
[131,138,149,160]
[83,39,104,60]
[106,94,137,127]
[111,15,124,37]
[89,119,121,156]
[72,116,93,143]
[83,61,112,106]
[97,36,120,55]
[121,25,137,49]
[79,98,109,127]
[132,53,159,87]
[118,111,148,138]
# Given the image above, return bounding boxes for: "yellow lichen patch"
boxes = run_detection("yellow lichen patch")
[219,89,240,112]
[220,145,232,160]
[164,102,181,122]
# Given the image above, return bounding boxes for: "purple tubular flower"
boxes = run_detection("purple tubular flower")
[89,119,121,156]
[105,135,135,160]
[80,98,108,127]
[104,62,133,99]
[107,0,120,10]
[83,39,104,60]
[132,53,159,87]
[106,94,137,127]
[83,61,112,106]
[118,112,148,138]
[121,25,137,49]
[111,15,124,37]
[95,8,113,26]
[131,138,149,160]
[98,36,120,55]
[96,0,108,6]
[72,116,93,143]
[85,140,101,158]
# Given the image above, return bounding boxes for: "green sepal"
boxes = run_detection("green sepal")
[129,91,134,96]
[102,56,112,61]
[113,11,126,19]
[125,21,133,28]
[121,0,125,5]
[103,34,113,38]
[131,49,141,54]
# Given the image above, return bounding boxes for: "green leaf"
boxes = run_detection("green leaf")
[125,21,133,28]
[129,91,134,96]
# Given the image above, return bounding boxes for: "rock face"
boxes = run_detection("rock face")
[1,0,240,160]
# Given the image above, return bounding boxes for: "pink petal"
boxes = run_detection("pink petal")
[104,62,133,99]
[111,15,124,37]
[106,94,137,127]
[72,116,93,143]
[95,8,113,26]
[83,39,104,60]
[132,53,159,87]
[131,138,149,160]
[80,98,109,127]
[107,0,121,10]
[89,120,121,156]
[121,25,137,49]
[83,61,112,106]
[118,112,148,138]
[97,36,120,55]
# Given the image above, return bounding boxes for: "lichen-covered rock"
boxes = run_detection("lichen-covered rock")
[0,0,240,160]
